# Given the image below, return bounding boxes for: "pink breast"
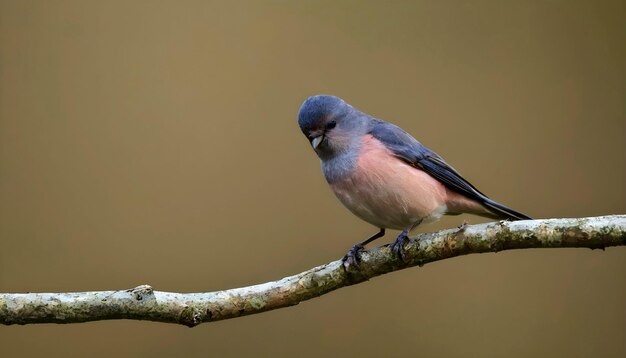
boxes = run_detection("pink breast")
[330,135,449,230]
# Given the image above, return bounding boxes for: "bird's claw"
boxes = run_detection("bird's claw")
[390,233,410,262]
[342,244,364,270]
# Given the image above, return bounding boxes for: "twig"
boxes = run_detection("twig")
[2,215,625,327]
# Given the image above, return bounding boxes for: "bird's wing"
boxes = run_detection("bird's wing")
[369,121,486,198]
[369,121,531,220]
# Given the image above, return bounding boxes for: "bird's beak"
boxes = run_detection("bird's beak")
[311,135,324,149]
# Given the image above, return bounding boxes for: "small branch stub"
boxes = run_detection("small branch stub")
[1,215,625,327]
[129,285,154,301]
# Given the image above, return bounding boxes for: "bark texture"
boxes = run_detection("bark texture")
[2,215,625,327]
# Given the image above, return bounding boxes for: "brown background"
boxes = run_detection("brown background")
[1,1,625,357]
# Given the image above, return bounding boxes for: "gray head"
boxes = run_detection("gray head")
[297,95,369,159]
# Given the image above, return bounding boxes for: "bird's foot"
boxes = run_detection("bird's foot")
[342,228,386,270]
[390,232,410,262]
[457,220,468,232]
[342,244,365,270]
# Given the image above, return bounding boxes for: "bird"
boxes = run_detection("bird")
[297,95,531,267]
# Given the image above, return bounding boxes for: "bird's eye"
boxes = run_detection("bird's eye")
[325,120,337,130]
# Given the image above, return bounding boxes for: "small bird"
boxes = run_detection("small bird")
[297,95,531,267]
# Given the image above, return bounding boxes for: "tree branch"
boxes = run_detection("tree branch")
[2,215,625,327]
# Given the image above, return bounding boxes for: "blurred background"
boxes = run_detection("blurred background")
[1,1,624,357]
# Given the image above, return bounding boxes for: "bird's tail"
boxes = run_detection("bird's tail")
[482,198,532,221]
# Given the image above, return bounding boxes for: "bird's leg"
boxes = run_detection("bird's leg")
[343,228,386,269]
[390,220,422,262]
[390,229,410,262]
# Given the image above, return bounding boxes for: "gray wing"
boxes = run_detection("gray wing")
[369,121,531,220]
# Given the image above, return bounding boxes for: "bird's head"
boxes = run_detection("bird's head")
[297,95,364,159]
